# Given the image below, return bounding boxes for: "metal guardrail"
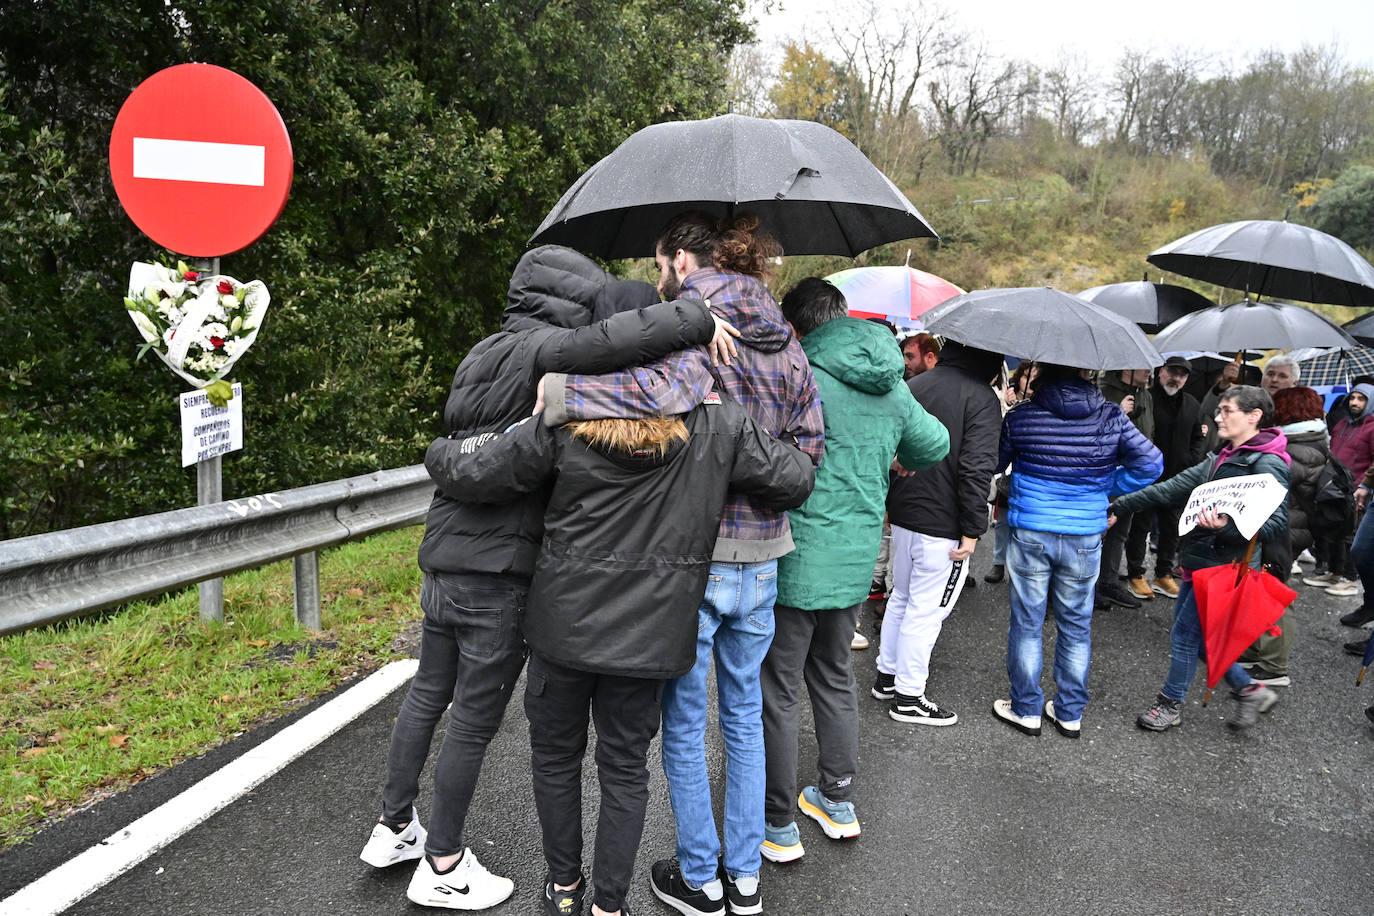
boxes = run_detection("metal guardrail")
[0,465,433,636]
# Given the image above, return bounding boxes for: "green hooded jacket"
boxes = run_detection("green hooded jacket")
[777,318,950,610]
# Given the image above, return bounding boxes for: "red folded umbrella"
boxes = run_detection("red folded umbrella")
[1192,542,1296,691]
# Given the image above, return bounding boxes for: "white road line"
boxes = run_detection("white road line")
[132,138,267,186]
[0,659,418,916]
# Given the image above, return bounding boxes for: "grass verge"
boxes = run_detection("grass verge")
[0,526,423,851]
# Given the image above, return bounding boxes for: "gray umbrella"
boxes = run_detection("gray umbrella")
[1077,280,1214,333]
[922,287,1163,370]
[1146,220,1374,307]
[530,114,936,258]
[1151,299,1358,353]
[1344,313,1374,347]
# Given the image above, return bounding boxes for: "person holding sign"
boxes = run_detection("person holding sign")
[1111,385,1291,732]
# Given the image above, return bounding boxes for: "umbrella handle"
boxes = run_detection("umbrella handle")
[1202,687,1213,706]
[1359,666,1368,687]
[1237,535,1261,585]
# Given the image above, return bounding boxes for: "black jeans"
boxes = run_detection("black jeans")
[1127,506,1182,578]
[1099,508,1134,584]
[525,653,663,913]
[381,572,527,855]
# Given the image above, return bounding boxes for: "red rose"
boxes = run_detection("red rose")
[183,270,199,281]
[217,280,233,295]
[210,337,225,349]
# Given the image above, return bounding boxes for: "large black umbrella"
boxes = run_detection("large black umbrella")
[1343,313,1374,347]
[530,114,936,258]
[1077,280,1214,333]
[1146,220,1374,307]
[922,287,1162,370]
[1151,299,1358,353]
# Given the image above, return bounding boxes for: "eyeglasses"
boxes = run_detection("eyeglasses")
[1216,405,1259,417]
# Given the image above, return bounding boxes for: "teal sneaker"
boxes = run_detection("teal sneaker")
[798,785,860,839]
[760,821,804,863]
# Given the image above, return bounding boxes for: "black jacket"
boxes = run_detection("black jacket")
[886,342,1002,540]
[417,245,715,579]
[1151,383,1207,479]
[1280,422,1329,556]
[425,400,816,679]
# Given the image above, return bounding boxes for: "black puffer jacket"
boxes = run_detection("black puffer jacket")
[417,245,715,579]
[1280,420,1330,556]
[425,400,816,678]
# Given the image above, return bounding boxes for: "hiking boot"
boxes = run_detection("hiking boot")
[359,809,427,868]
[406,849,515,910]
[650,858,725,916]
[1326,577,1361,598]
[850,629,870,650]
[1228,683,1279,730]
[798,786,860,839]
[544,874,586,916]
[1151,575,1180,598]
[1340,605,1374,628]
[1344,637,1369,657]
[1097,582,1143,609]
[889,692,958,726]
[868,579,886,601]
[718,864,761,916]
[760,821,804,863]
[1127,576,1154,600]
[984,564,1006,583]
[991,698,1041,736]
[1137,696,1182,731]
[871,671,896,701]
[1303,571,1340,588]
[1043,700,1080,738]
[1247,666,1291,687]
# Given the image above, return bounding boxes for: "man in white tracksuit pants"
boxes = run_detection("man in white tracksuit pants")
[874,342,1004,725]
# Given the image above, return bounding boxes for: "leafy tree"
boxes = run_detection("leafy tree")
[1305,165,1374,253]
[769,41,846,127]
[0,0,750,538]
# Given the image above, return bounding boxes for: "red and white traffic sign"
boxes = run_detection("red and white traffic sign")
[109,64,293,257]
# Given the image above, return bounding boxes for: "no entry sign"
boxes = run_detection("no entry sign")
[109,64,293,257]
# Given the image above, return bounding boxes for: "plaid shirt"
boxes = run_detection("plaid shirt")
[560,268,824,557]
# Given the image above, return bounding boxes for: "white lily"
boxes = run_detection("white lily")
[129,310,159,343]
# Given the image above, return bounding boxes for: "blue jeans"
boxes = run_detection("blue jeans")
[1007,527,1100,721]
[1350,507,1374,599]
[661,560,777,886]
[993,516,1008,566]
[1160,579,1254,702]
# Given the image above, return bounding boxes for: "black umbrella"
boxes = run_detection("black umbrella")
[922,287,1162,370]
[530,114,936,258]
[1343,313,1374,347]
[1077,280,1215,333]
[1146,220,1374,307]
[1151,299,1358,353]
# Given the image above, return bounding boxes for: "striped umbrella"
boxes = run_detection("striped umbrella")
[825,266,963,329]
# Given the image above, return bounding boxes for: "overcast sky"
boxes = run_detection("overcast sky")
[749,0,1374,75]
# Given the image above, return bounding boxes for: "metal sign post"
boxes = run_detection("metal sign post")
[194,257,224,623]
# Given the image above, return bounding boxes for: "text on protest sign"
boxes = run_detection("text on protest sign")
[1178,473,1287,541]
[180,384,243,467]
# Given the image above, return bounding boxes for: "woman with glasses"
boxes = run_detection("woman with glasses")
[1111,385,1291,732]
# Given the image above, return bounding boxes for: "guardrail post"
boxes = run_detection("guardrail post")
[197,453,224,622]
[294,551,321,630]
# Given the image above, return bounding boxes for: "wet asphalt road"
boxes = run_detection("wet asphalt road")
[4,552,1374,915]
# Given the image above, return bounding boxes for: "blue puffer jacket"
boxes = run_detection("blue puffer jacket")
[1000,377,1163,535]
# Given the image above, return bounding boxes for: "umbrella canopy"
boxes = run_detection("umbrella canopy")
[921,287,1163,370]
[1077,281,1214,333]
[1147,220,1374,307]
[1343,313,1374,347]
[1193,560,1296,689]
[826,266,963,327]
[1297,347,1374,387]
[530,114,937,259]
[1151,299,1359,354]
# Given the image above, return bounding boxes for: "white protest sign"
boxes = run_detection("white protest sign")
[1178,473,1287,541]
[179,384,243,467]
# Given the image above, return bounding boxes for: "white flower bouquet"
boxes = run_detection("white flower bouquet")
[123,261,270,403]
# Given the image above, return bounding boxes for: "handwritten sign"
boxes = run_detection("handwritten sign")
[1178,474,1287,541]
[179,384,243,467]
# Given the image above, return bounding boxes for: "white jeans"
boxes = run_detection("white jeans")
[877,525,968,696]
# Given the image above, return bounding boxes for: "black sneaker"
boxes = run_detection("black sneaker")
[983,564,1005,584]
[889,691,958,726]
[650,857,725,916]
[718,862,762,916]
[1248,666,1292,687]
[545,874,585,916]
[1097,582,1143,609]
[871,671,896,701]
[1340,605,1374,628]
[1344,637,1369,657]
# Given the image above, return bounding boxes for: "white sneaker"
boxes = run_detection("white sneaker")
[850,629,870,650]
[1043,700,1081,739]
[991,698,1042,736]
[406,849,515,910]
[1298,549,1317,566]
[1326,577,1361,597]
[1290,560,1303,576]
[359,812,427,868]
